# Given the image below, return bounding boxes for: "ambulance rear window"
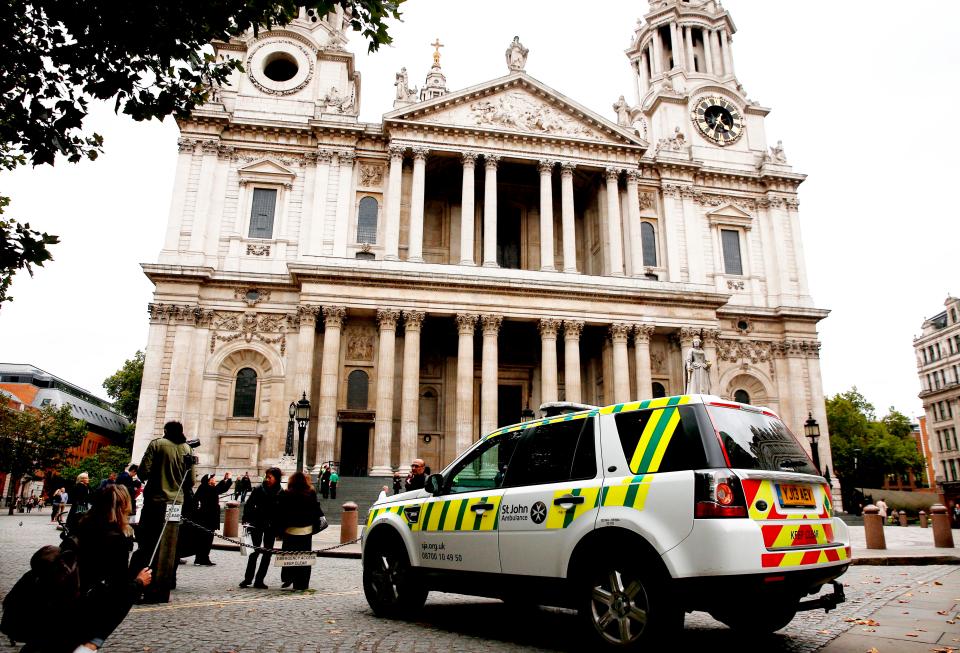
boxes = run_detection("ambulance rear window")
[614,405,706,474]
[705,406,817,475]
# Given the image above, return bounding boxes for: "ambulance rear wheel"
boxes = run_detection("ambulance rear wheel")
[363,533,427,617]
[577,554,680,649]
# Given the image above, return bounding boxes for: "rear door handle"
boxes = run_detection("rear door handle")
[471,503,495,512]
[554,495,585,507]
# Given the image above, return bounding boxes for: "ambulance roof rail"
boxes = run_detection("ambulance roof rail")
[539,401,599,417]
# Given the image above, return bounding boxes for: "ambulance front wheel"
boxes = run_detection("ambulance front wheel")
[363,530,427,617]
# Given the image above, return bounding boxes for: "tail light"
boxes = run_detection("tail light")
[695,470,748,518]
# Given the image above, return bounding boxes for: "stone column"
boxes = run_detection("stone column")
[538,160,556,271]
[610,323,631,403]
[539,319,560,404]
[661,185,683,282]
[407,147,428,262]
[630,61,641,105]
[398,310,424,476]
[710,30,723,76]
[560,162,578,273]
[132,307,171,462]
[162,140,196,254]
[639,53,649,97]
[482,154,500,267]
[564,320,584,403]
[625,170,644,276]
[634,324,655,401]
[720,29,734,76]
[652,29,663,74]
[669,22,683,70]
[293,305,320,411]
[371,309,400,476]
[455,313,478,456]
[305,150,332,256]
[384,144,404,260]
[480,314,502,436]
[702,328,721,394]
[459,152,478,265]
[684,27,695,73]
[316,306,346,467]
[605,168,625,277]
[703,28,715,75]
[187,140,219,256]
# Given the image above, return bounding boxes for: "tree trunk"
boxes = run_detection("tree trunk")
[6,469,21,516]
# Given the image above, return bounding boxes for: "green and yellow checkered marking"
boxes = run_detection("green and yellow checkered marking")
[625,396,689,474]
[544,486,602,529]
[419,496,502,532]
[601,475,655,511]
[366,504,404,527]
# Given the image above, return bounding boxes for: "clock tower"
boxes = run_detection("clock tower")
[626,0,782,172]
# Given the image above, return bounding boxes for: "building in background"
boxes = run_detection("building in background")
[916,296,960,505]
[133,0,838,507]
[0,363,129,500]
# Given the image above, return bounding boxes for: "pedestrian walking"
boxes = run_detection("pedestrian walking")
[238,472,252,502]
[319,465,331,499]
[65,472,92,534]
[130,421,195,603]
[392,473,403,495]
[98,472,118,490]
[191,472,233,566]
[329,468,339,500]
[277,471,321,591]
[116,465,141,517]
[239,467,282,589]
[875,498,888,521]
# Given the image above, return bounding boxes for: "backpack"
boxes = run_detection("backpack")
[1,540,80,644]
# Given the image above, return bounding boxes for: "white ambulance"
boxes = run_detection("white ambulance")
[361,395,849,648]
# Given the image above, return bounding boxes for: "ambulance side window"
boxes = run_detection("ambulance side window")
[446,431,522,495]
[615,405,706,474]
[503,418,596,487]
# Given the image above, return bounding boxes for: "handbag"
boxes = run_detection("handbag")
[313,515,328,534]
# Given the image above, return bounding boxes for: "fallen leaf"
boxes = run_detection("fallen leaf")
[867,648,880,653]
[862,627,876,632]
[940,610,950,615]
[937,581,945,585]
[906,632,919,637]
[948,620,957,624]
[819,629,831,634]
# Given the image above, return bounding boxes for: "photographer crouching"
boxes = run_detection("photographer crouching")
[130,420,198,603]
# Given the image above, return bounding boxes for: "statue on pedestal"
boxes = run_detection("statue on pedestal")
[685,335,712,394]
[505,36,529,73]
[613,95,631,127]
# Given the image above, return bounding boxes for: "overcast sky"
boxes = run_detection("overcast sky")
[1,1,957,421]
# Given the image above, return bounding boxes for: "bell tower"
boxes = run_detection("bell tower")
[626,0,778,172]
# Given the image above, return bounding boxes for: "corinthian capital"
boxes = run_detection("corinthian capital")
[538,159,555,175]
[483,153,501,169]
[376,308,401,329]
[539,318,561,339]
[634,323,655,343]
[412,147,429,161]
[322,306,347,329]
[388,144,406,159]
[403,310,425,331]
[297,304,321,326]
[461,151,478,166]
[609,322,631,342]
[481,314,503,335]
[701,328,721,346]
[604,167,621,182]
[456,313,478,335]
[563,320,584,340]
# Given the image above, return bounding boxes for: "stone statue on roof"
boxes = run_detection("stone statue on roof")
[505,36,529,73]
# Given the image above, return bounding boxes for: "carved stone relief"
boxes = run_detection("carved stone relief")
[358,164,384,187]
[209,310,288,355]
[344,326,376,361]
[431,91,597,139]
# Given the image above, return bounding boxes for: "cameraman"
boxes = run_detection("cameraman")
[131,420,196,603]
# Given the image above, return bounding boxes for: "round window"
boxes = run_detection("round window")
[263,53,299,82]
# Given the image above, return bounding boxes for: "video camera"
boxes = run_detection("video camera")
[184,438,201,467]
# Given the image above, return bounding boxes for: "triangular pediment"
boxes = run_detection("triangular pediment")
[385,73,646,147]
[707,203,753,229]
[237,159,296,179]
[707,203,751,219]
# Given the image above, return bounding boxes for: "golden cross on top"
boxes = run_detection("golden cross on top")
[431,38,444,66]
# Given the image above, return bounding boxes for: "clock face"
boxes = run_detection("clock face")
[692,96,744,146]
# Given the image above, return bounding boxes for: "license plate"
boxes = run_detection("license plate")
[777,483,815,508]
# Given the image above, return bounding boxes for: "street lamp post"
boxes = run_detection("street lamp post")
[294,392,311,474]
[804,412,821,475]
[853,446,863,510]
[285,402,296,457]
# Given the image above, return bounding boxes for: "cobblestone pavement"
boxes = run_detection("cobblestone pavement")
[1,512,956,652]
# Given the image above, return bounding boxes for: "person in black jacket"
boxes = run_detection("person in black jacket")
[239,468,282,589]
[277,471,321,591]
[17,486,152,652]
[65,472,91,535]
[191,472,232,566]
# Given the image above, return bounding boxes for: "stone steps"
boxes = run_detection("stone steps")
[317,476,393,524]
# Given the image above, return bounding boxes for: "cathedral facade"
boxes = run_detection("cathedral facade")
[133,1,838,503]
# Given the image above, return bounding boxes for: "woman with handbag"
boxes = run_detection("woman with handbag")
[277,471,323,590]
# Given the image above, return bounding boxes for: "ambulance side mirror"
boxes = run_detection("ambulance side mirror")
[425,474,444,495]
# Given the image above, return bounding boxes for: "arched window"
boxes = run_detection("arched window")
[347,370,369,409]
[734,389,751,405]
[651,382,666,399]
[356,197,378,244]
[641,222,657,267]
[233,368,258,417]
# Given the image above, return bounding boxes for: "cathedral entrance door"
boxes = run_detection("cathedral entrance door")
[340,423,370,477]
[498,384,523,427]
